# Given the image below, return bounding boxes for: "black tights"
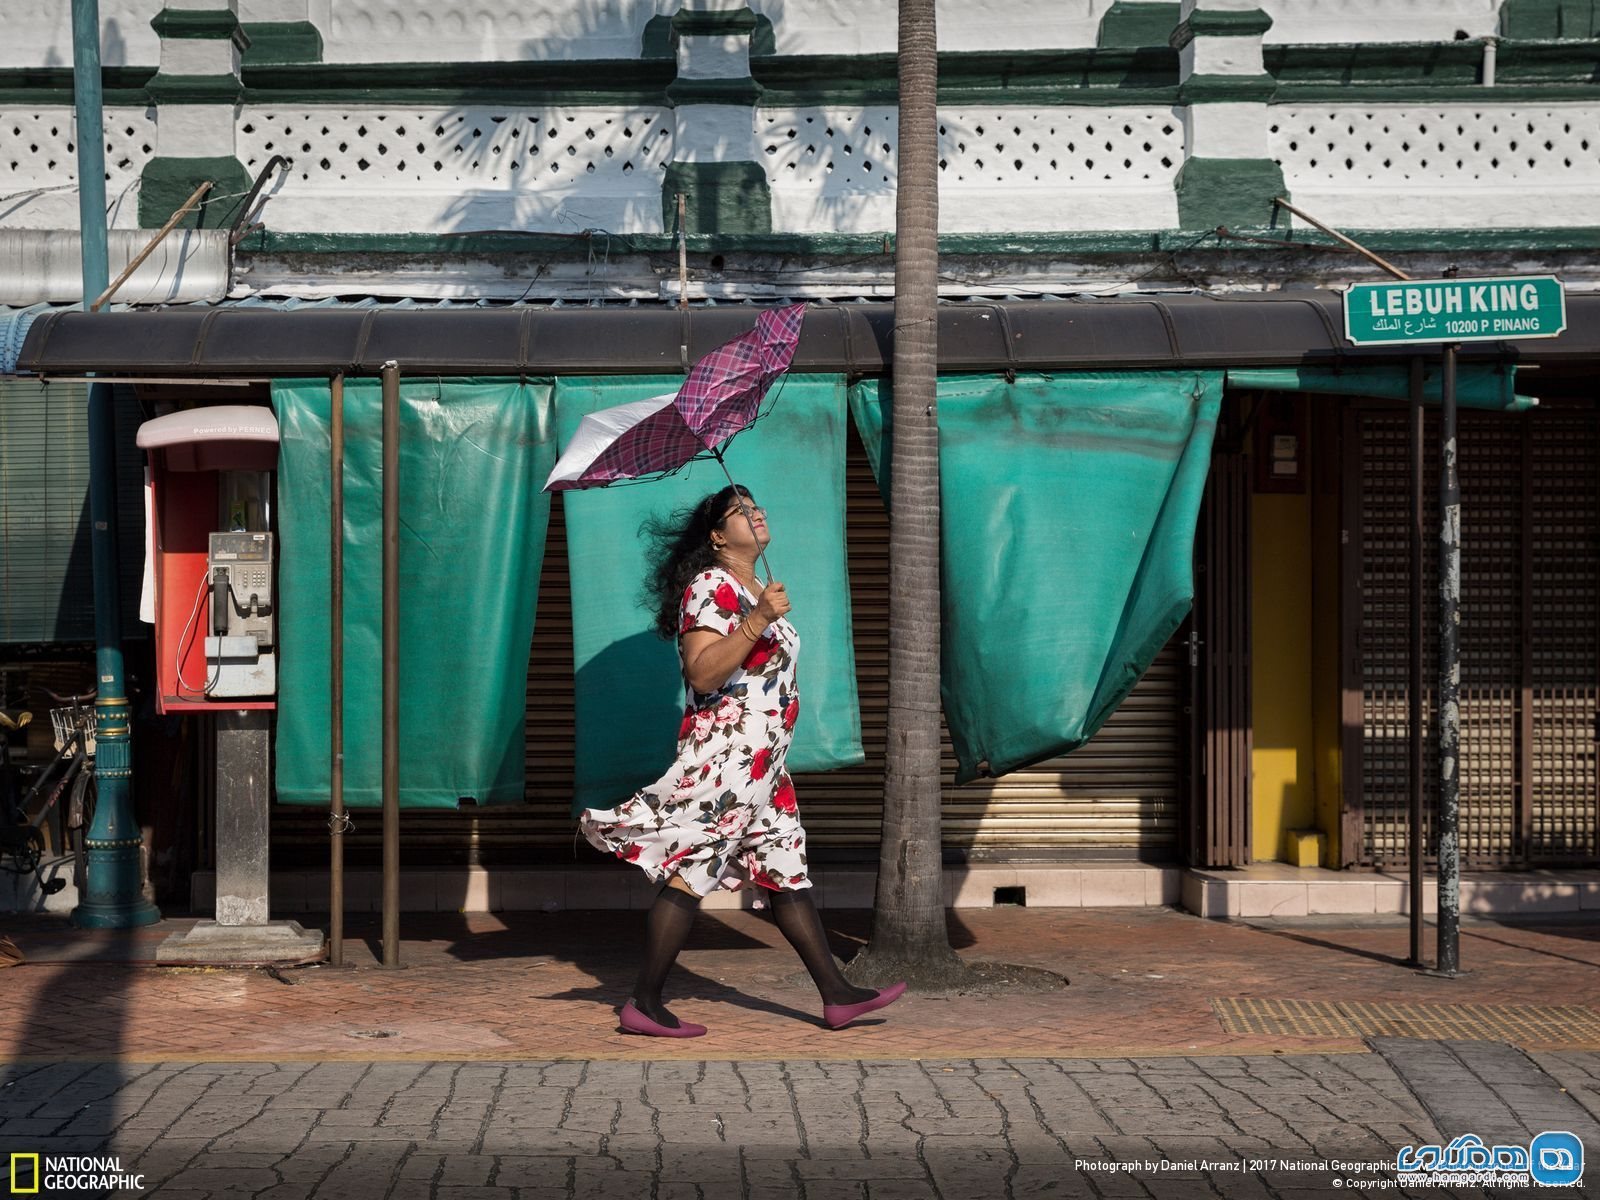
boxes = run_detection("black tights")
[632,884,701,1028]
[633,882,875,1026]
[768,888,875,1007]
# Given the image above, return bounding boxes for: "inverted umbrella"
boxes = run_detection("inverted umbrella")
[543,302,806,580]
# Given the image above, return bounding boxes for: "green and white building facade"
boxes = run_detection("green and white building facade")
[2,0,1598,917]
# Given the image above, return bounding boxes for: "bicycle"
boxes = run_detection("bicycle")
[0,689,97,898]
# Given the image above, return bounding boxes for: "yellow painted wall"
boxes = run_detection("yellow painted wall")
[1309,407,1345,866]
[1250,486,1316,863]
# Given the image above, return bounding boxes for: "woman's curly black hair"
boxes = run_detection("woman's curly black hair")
[640,484,757,640]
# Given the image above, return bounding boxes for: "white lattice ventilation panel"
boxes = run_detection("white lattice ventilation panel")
[0,108,158,228]
[761,107,899,189]
[1,109,156,191]
[240,108,672,189]
[1271,106,1600,227]
[938,109,1183,186]
[236,107,672,233]
[761,105,1183,233]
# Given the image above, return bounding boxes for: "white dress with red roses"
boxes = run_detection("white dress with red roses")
[577,567,811,898]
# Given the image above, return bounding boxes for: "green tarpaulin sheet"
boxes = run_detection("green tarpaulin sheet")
[1226,364,1536,411]
[273,377,556,807]
[555,374,864,817]
[850,371,1221,783]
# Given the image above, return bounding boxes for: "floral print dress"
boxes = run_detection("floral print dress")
[577,567,812,898]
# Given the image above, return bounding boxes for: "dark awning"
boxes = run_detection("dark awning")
[16,291,1600,378]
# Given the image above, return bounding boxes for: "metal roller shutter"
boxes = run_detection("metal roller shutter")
[271,428,1186,864]
[1528,404,1599,860]
[1354,400,1598,868]
[0,380,144,644]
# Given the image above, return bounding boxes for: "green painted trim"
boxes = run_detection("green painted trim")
[1273,83,1600,102]
[672,7,758,36]
[1500,0,1600,39]
[146,73,244,104]
[662,161,771,235]
[240,21,323,65]
[1177,72,1276,103]
[1266,39,1600,86]
[1170,9,1273,50]
[150,8,242,41]
[753,48,1179,105]
[239,59,672,105]
[232,227,1600,258]
[1097,2,1180,48]
[175,43,1598,106]
[0,66,153,105]
[641,14,673,59]
[1175,157,1284,228]
[647,10,773,59]
[665,76,763,106]
[138,155,251,228]
[751,16,776,59]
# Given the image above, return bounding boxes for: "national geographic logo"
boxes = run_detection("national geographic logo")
[9,1154,145,1193]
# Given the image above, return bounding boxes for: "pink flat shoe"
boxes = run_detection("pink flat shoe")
[823,981,908,1030]
[618,999,707,1038]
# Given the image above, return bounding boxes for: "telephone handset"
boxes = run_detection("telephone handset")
[202,531,276,697]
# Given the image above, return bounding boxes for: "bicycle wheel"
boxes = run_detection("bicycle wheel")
[69,770,94,895]
[4,825,43,875]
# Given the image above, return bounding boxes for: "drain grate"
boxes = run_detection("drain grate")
[1212,998,1600,1046]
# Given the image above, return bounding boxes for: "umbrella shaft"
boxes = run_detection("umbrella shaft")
[710,449,775,585]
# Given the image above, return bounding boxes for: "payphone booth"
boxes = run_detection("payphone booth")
[136,406,279,714]
[137,404,320,963]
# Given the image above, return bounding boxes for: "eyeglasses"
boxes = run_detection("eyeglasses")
[719,504,766,523]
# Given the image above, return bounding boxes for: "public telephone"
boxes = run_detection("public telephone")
[204,531,276,698]
[136,405,280,713]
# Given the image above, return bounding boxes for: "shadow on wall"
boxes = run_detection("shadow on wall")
[38,5,134,68]
[238,0,862,252]
[571,628,681,816]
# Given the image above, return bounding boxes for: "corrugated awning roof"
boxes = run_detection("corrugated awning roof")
[13,291,1600,378]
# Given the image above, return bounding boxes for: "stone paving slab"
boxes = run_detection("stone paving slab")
[0,908,1597,1065]
[1,907,1598,1196]
[7,1052,1586,1200]
[1374,1038,1600,1146]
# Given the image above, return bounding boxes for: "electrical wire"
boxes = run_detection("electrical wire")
[175,569,221,698]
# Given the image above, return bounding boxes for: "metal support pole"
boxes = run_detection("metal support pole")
[380,362,401,968]
[1437,345,1462,975]
[70,0,159,929]
[329,372,346,966]
[1408,357,1425,967]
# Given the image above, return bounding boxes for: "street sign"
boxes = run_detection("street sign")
[1344,274,1566,346]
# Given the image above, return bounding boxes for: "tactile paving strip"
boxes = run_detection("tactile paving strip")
[1212,998,1600,1046]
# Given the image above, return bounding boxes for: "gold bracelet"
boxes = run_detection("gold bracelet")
[739,621,761,643]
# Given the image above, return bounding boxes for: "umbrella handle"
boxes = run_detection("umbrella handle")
[709,446,775,586]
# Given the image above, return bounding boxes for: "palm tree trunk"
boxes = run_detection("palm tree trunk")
[847,0,968,988]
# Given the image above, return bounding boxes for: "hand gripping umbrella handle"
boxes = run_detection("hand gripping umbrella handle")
[709,446,775,586]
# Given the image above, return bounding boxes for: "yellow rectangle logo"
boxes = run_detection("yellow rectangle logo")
[10,1152,40,1194]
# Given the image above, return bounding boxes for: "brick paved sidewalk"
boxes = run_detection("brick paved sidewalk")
[0,906,1596,1063]
[2,906,1598,1198]
[2,1049,1597,1199]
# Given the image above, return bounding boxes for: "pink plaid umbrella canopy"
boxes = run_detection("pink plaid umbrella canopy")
[543,303,806,493]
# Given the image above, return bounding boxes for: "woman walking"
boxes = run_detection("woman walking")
[579,484,906,1037]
